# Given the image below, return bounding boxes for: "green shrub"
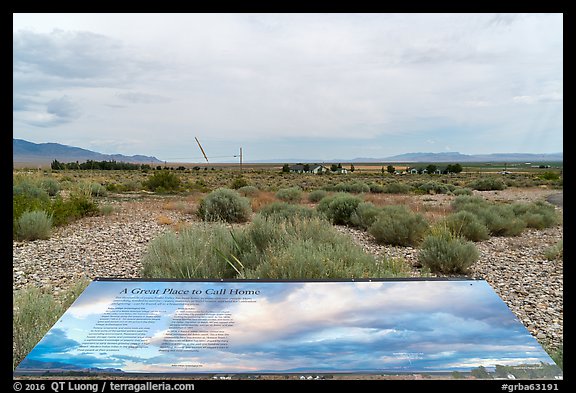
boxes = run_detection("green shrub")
[15,210,53,241]
[230,177,248,189]
[383,182,412,194]
[142,224,242,279]
[89,182,108,197]
[478,205,526,236]
[243,239,388,279]
[452,187,473,196]
[417,181,453,194]
[99,204,115,215]
[49,193,99,226]
[468,177,506,191]
[330,181,370,193]
[13,180,49,200]
[237,185,260,197]
[418,227,479,274]
[143,171,181,192]
[275,187,303,203]
[452,196,527,237]
[317,193,362,225]
[39,178,60,196]
[543,240,563,261]
[442,211,490,242]
[257,202,317,222]
[368,183,385,193]
[197,188,252,223]
[512,201,559,229]
[308,189,328,202]
[368,205,429,246]
[13,194,51,234]
[539,172,560,181]
[350,202,381,230]
[142,214,414,280]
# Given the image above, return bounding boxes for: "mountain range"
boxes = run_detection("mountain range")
[254,151,563,163]
[13,139,162,164]
[13,139,562,164]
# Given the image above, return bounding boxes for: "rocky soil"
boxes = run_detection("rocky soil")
[13,188,563,352]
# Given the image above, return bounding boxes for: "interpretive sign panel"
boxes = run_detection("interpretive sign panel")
[15,279,562,379]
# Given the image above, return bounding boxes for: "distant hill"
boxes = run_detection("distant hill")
[251,152,563,163]
[378,152,563,163]
[13,139,162,164]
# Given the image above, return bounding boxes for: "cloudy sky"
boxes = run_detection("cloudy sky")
[17,280,558,375]
[13,13,563,162]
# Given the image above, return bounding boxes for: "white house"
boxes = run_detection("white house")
[289,164,329,174]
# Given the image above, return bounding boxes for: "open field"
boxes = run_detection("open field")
[13,160,563,174]
[13,166,563,374]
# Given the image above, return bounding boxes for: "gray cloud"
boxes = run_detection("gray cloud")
[116,92,171,104]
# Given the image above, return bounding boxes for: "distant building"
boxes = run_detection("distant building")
[289,164,329,174]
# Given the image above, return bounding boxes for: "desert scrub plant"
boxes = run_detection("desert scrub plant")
[13,279,89,370]
[417,181,453,195]
[242,238,398,279]
[39,178,60,196]
[316,193,362,225]
[88,182,108,197]
[49,192,99,226]
[329,181,370,193]
[468,177,506,191]
[543,240,563,261]
[257,202,317,221]
[143,170,181,193]
[99,204,115,215]
[13,179,50,200]
[242,215,411,279]
[237,185,260,197]
[452,196,526,237]
[368,205,429,246]
[230,176,249,189]
[142,215,413,280]
[141,224,243,279]
[14,210,53,241]
[350,201,381,230]
[452,187,473,196]
[275,187,303,203]
[511,201,559,229]
[418,227,479,274]
[308,189,328,202]
[441,211,490,242]
[197,188,252,223]
[383,182,412,194]
[368,183,385,193]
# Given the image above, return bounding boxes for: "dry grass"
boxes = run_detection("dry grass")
[156,215,174,225]
[250,191,278,211]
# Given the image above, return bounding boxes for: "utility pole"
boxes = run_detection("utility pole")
[240,147,243,172]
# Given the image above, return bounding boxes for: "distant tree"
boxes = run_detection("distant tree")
[381,166,385,174]
[387,165,395,174]
[282,164,290,173]
[330,164,338,172]
[350,164,355,172]
[51,160,64,170]
[445,163,463,174]
[337,163,342,169]
[303,164,310,172]
[156,165,162,170]
[426,164,438,174]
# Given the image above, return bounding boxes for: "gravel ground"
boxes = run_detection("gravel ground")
[13,188,563,352]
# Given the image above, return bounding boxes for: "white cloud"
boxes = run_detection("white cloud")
[12,13,563,159]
